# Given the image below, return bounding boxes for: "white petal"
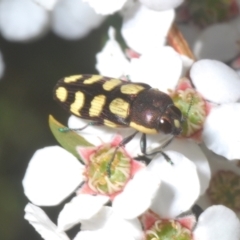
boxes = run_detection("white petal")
[165,139,210,195]
[203,103,240,160]
[149,151,200,218]
[74,230,137,240]
[0,0,49,41]
[52,0,105,40]
[33,0,58,10]
[81,207,143,240]
[58,194,109,231]
[194,205,240,240]
[139,0,184,11]
[121,3,174,54]
[24,203,70,240]
[81,206,112,230]
[112,168,161,219]
[74,230,108,240]
[129,46,182,92]
[83,0,127,15]
[0,51,5,79]
[193,23,240,62]
[22,146,84,206]
[96,27,130,78]
[190,59,240,104]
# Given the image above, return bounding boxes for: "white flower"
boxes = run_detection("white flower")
[51,0,106,40]
[23,149,202,239]
[0,0,49,41]
[190,59,240,159]
[129,46,183,93]
[22,146,85,206]
[121,3,175,54]
[0,0,105,41]
[95,27,130,78]
[69,115,210,196]
[22,142,161,221]
[146,151,200,218]
[83,0,183,15]
[139,0,184,11]
[24,203,143,240]
[193,205,240,240]
[69,115,209,213]
[83,0,128,15]
[96,27,183,92]
[141,205,240,240]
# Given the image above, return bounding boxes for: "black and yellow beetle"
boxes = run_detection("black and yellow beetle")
[53,74,184,167]
[54,74,183,134]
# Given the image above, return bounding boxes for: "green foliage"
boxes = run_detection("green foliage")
[49,115,93,159]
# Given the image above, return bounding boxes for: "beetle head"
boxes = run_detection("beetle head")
[158,105,183,135]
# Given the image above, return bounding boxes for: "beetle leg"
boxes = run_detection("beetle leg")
[107,131,138,177]
[134,134,152,164]
[143,136,174,164]
[140,133,146,154]
[136,136,175,165]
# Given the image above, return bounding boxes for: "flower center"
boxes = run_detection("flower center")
[172,88,207,138]
[146,219,192,240]
[86,145,131,195]
[207,170,240,211]
[177,0,239,27]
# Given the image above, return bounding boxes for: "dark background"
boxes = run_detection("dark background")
[0,18,114,240]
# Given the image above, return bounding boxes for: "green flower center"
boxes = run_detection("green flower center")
[207,170,240,211]
[146,219,192,240]
[87,145,131,195]
[172,88,206,137]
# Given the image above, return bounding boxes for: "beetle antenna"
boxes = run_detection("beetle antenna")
[58,121,102,132]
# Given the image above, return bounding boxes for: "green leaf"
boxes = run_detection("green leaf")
[49,115,93,159]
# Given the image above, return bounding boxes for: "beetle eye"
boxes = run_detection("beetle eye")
[159,118,172,134]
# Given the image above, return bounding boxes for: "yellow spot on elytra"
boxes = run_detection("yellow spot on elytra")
[109,98,129,118]
[103,79,122,91]
[55,87,68,102]
[64,75,82,83]
[174,119,180,128]
[89,95,106,117]
[70,91,85,116]
[104,119,118,128]
[121,84,145,94]
[83,75,102,84]
[130,122,158,134]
